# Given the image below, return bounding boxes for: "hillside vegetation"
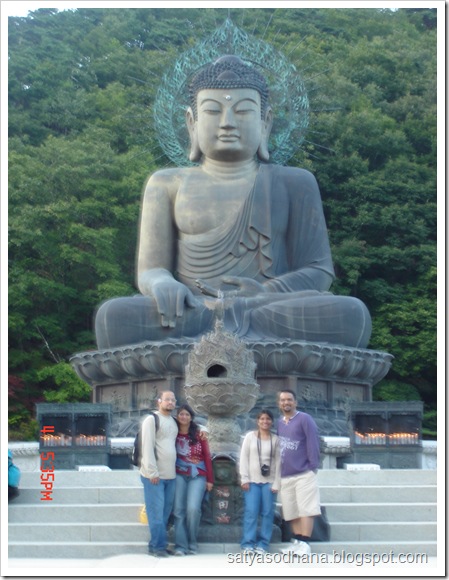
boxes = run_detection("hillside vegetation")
[8,8,437,438]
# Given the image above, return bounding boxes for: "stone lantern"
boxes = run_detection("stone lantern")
[184,311,260,454]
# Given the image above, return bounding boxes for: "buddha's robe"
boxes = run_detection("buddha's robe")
[95,165,371,349]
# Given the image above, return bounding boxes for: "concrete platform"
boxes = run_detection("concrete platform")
[5,551,441,577]
[8,540,438,560]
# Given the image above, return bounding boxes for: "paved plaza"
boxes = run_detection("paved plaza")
[6,550,440,577]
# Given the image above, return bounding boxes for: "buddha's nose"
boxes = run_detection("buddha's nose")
[220,108,237,128]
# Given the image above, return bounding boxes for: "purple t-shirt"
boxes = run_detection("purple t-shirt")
[277,411,320,477]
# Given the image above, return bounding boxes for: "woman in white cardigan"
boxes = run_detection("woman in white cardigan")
[239,409,280,555]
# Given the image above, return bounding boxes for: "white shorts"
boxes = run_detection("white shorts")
[280,470,321,520]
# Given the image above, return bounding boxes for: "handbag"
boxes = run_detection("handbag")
[310,506,331,542]
[139,504,148,524]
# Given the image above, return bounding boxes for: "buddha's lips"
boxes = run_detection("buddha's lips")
[218,134,240,141]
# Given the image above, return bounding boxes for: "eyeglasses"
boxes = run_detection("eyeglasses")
[161,398,176,403]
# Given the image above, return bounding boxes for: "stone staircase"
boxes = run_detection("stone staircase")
[8,469,437,559]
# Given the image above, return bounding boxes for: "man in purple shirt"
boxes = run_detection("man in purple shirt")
[277,389,321,556]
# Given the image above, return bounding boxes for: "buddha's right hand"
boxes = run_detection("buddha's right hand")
[151,278,200,328]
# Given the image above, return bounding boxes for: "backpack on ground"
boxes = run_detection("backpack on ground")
[132,412,160,467]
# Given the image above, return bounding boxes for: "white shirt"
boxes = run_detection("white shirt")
[140,412,178,480]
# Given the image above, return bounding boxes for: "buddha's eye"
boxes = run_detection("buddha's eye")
[199,102,222,115]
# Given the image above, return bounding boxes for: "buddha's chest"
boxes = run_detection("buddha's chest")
[174,179,252,235]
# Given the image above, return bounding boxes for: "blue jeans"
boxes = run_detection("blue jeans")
[241,482,276,551]
[173,474,206,553]
[141,475,176,551]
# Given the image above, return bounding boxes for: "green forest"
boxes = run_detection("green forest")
[8,7,437,439]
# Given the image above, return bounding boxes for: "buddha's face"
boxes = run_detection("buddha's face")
[193,88,269,162]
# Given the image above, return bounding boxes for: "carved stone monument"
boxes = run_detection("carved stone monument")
[71,20,393,438]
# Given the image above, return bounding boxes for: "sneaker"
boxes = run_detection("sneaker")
[149,549,170,558]
[282,539,310,555]
[148,545,174,558]
[187,549,197,555]
[254,546,269,555]
[281,539,297,554]
[291,541,311,556]
[242,547,255,555]
[174,550,186,556]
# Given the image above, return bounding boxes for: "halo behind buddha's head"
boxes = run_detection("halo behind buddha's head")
[154,19,310,166]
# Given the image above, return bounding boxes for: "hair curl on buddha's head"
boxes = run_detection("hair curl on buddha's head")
[189,55,269,118]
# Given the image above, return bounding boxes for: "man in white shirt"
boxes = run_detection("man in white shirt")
[140,391,178,557]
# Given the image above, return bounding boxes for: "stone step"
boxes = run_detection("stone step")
[8,520,436,543]
[7,540,437,560]
[325,502,436,522]
[17,468,437,488]
[8,522,149,543]
[12,483,437,505]
[10,468,438,561]
[9,501,436,524]
[319,484,436,503]
[8,504,142,523]
[329,521,437,542]
[12,487,145,505]
[319,469,437,486]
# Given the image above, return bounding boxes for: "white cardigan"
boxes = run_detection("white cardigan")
[239,431,281,491]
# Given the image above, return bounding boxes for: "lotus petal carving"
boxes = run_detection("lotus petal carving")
[71,337,392,388]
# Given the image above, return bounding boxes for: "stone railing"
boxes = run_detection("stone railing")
[8,438,437,472]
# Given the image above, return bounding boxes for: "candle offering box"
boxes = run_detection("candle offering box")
[347,401,423,468]
[36,403,112,469]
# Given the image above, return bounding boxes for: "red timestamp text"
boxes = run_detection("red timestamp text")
[40,425,55,501]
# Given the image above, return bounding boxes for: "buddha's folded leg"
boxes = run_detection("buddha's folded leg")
[94,295,214,349]
[246,294,372,348]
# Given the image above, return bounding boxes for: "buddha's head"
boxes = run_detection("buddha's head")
[186,55,273,163]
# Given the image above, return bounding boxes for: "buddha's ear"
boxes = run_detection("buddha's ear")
[186,107,202,162]
[257,106,273,162]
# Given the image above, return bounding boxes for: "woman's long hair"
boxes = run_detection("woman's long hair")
[176,403,200,444]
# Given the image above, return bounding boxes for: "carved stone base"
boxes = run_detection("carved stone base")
[71,339,392,386]
[70,340,393,438]
[206,416,242,454]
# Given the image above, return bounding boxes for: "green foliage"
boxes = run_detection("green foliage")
[8,375,42,441]
[373,380,421,402]
[38,362,92,403]
[8,7,437,434]
[368,267,436,401]
[422,408,437,439]
[9,419,40,442]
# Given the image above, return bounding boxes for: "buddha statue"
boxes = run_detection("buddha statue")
[95,56,372,350]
